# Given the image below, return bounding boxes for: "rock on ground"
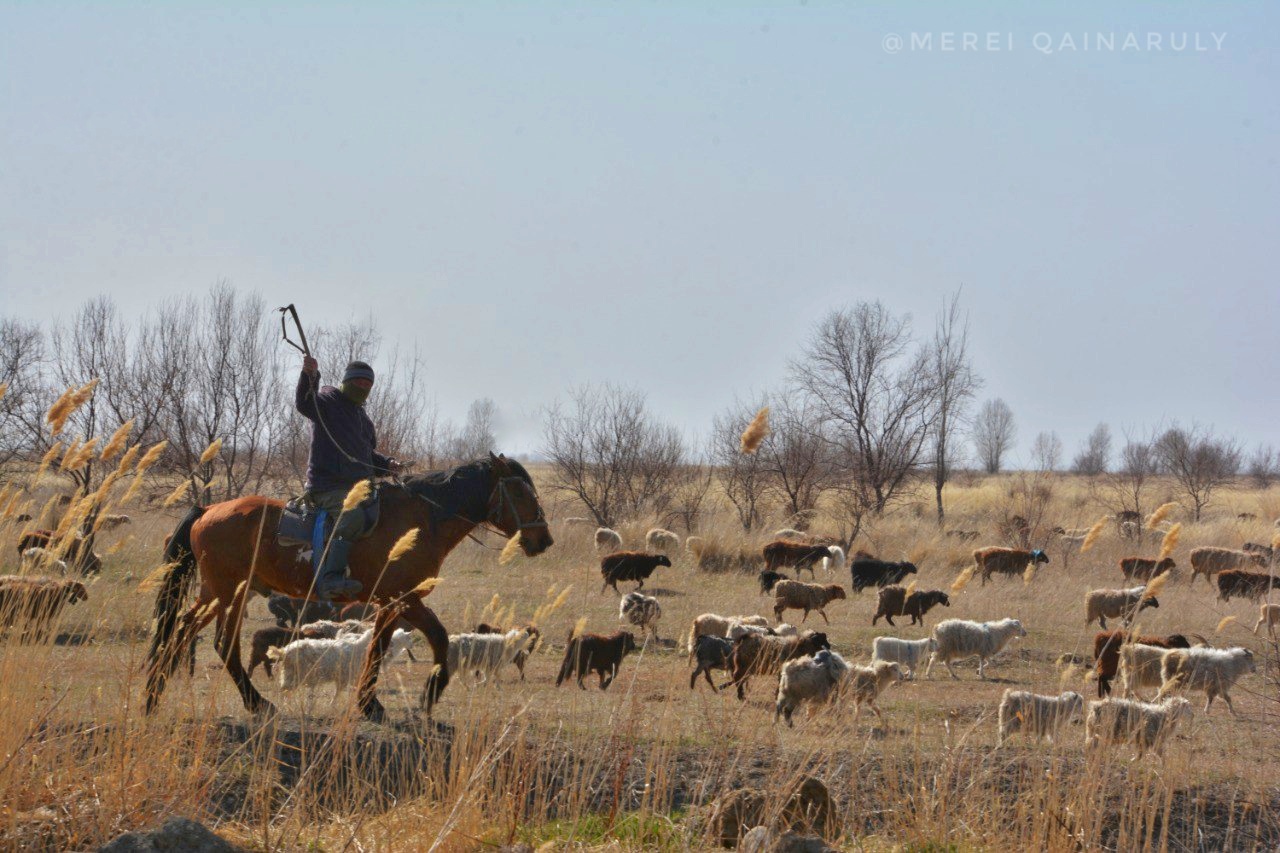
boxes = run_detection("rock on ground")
[98,816,245,853]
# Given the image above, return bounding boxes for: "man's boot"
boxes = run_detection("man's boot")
[315,537,363,600]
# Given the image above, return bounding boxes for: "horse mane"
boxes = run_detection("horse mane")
[397,455,535,524]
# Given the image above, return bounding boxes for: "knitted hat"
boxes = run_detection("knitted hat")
[342,360,375,383]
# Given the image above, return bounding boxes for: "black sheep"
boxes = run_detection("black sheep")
[849,558,918,593]
[600,551,671,593]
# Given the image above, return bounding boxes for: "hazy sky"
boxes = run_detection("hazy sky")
[2,3,1277,465]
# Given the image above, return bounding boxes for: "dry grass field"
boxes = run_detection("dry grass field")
[1,471,1278,850]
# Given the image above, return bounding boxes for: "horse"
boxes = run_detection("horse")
[144,453,553,722]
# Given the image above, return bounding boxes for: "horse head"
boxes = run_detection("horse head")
[486,452,554,556]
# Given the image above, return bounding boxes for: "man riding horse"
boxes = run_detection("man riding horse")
[296,354,407,599]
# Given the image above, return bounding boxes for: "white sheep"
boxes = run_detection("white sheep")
[687,613,770,654]
[775,649,851,726]
[1157,646,1257,714]
[728,622,773,641]
[447,628,539,685]
[997,690,1084,746]
[819,546,846,575]
[595,527,623,552]
[926,618,1027,680]
[1118,643,1173,699]
[773,528,808,540]
[772,623,799,638]
[618,591,662,640]
[645,528,680,555]
[1085,697,1194,761]
[1084,587,1157,629]
[847,661,904,725]
[1253,603,1280,638]
[870,636,937,680]
[267,628,415,695]
[19,547,69,576]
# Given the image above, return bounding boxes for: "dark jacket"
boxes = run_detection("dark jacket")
[296,370,393,492]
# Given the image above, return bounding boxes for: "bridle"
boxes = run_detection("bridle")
[488,475,548,534]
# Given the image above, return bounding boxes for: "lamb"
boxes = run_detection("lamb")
[974,547,1049,585]
[845,661,905,725]
[1157,646,1257,714]
[762,540,845,578]
[595,527,623,552]
[849,558,918,593]
[266,628,415,694]
[870,636,937,679]
[247,619,366,678]
[1085,697,1194,760]
[818,546,847,574]
[600,551,671,593]
[0,576,89,639]
[997,690,1085,746]
[1084,587,1158,629]
[1092,631,1191,698]
[1118,643,1178,699]
[555,630,639,690]
[1119,557,1176,582]
[473,622,540,679]
[15,530,101,576]
[1216,569,1280,603]
[19,547,69,576]
[687,613,771,654]
[775,649,851,726]
[871,586,950,627]
[758,570,789,595]
[267,593,339,629]
[724,630,831,700]
[645,528,680,555]
[927,618,1027,680]
[447,628,540,685]
[1189,547,1266,584]
[618,591,662,640]
[772,580,847,624]
[1253,603,1280,638]
[689,634,735,691]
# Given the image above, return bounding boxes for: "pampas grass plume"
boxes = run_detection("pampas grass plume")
[162,480,192,508]
[1147,502,1178,530]
[120,472,147,506]
[1080,517,1109,553]
[1023,563,1037,585]
[198,438,223,466]
[571,616,588,640]
[45,388,77,435]
[342,479,371,513]
[136,441,168,472]
[0,382,7,402]
[1143,572,1169,601]
[740,407,770,454]
[951,565,975,594]
[498,533,523,566]
[101,420,134,461]
[1216,615,1237,634]
[1158,523,1181,562]
[387,528,419,564]
[412,577,441,595]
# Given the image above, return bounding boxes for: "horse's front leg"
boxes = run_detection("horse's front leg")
[356,605,402,723]
[214,583,274,716]
[399,595,450,714]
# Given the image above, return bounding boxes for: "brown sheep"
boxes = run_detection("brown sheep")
[872,586,951,627]
[555,630,638,690]
[1092,631,1191,698]
[772,580,846,624]
[1216,569,1280,603]
[723,630,830,700]
[761,540,842,578]
[1189,547,1267,584]
[1119,557,1176,582]
[599,551,671,593]
[974,547,1048,585]
[709,775,832,848]
[0,576,89,640]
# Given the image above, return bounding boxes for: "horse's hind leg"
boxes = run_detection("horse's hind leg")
[355,606,402,723]
[396,596,450,716]
[213,584,274,716]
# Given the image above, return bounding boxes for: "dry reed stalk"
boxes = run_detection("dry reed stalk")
[119,472,147,506]
[1143,572,1169,601]
[1272,531,1280,552]
[1023,564,1037,585]
[198,438,223,466]
[571,616,588,639]
[904,579,917,597]
[1080,516,1109,552]
[411,577,441,595]
[137,561,181,592]
[113,444,140,474]
[498,533,523,566]
[162,480,192,508]
[341,480,371,513]
[136,441,168,472]
[1146,502,1178,530]
[1158,523,1181,562]
[100,420,134,461]
[34,442,63,481]
[950,565,975,593]
[739,407,770,454]
[1216,615,1237,634]
[387,528,419,564]
[57,438,82,471]
[0,382,7,401]
[44,389,77,435]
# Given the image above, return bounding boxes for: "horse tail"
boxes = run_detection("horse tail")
[145,505,205,708]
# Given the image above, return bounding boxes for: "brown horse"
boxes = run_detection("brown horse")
[144,453,552,722]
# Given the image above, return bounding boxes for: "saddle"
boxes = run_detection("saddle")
[276,484,383,571]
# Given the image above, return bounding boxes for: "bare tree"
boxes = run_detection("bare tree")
[450,398,499,460]
[1095,432,1158,524]
[1030,431,1063,473]
[758,392,832,528]
[792,303,938,519]
[0,319,47,468]
[541,384,688,527]
[972,398,1016,474]
[1247,444,1277,489]
[709,399,771,531]
[1072,423,1112,476]
[928,292,981,525]
[1155,425,1241,521]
